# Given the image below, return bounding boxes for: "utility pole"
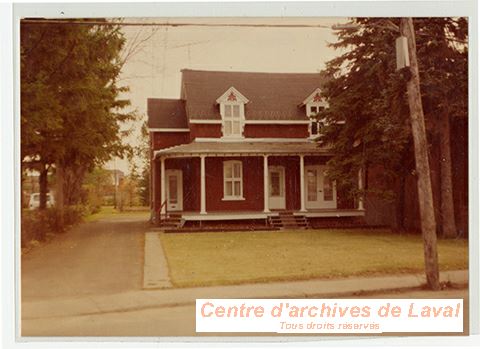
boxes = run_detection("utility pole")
[399,18,440,290]
[113,157,118,209]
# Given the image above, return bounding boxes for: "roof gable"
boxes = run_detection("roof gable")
[301,88,328,106]
[215,86,249,104]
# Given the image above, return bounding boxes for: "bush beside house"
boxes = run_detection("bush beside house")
[21,206,85,248]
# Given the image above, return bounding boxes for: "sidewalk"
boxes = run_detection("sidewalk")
[22,269,467,320]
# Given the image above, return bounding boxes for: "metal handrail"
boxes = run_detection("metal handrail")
[156,200,168,225]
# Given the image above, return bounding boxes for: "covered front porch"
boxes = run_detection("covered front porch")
[151,141,365,224]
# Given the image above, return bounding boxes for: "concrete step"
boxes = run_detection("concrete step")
[269,212,311,230]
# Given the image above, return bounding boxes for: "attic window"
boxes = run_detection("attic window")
[302,88,329,138]
[309,105,324,117]
[216,87,249,139]
[223,103,242,137]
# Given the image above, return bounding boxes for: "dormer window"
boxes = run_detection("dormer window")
[308,105,326,137]
[308,105,325,117]
[216,87,249,138]
[302,88,329,138]
[223,103,242,137]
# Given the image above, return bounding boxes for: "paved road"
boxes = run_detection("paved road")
[21,215,148,302]
[22,288,468,337]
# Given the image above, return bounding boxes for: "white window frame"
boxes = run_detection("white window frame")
[307,104,325,117]
[220,102,245,138]
[222,160,244,201]
[216,87,248,139]
[307,103,327,138]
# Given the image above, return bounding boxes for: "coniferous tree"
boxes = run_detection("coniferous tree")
[319,18,467,236]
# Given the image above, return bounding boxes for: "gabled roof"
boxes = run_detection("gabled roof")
[147,98,188,129]
[180,69,326,121]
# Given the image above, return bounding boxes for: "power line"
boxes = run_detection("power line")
[20,19,335,29]
[21,18,467,44]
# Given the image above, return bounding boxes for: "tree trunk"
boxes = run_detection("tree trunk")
[63,164,88,205]
[55,162,65,231]
[400,18,440,290]
[439,113,457,238]
[38,165,48,210]
[393,175,406,232]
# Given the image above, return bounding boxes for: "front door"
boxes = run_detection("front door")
[305,165,337,209]
[268,166,286,210]
[165,169,183,211]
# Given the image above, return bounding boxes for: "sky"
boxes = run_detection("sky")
[105,17,347,174]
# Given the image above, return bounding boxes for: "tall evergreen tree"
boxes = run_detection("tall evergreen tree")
[319,18,467,235]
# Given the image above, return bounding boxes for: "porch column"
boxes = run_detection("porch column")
[263,155,270,213]
[151,157,156,217]
[299,155,306,212]
[200,155,207,214]
[160,157,166,214]
[358,167,364,210]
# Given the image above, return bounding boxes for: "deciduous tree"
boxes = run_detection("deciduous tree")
[21,20,135,227]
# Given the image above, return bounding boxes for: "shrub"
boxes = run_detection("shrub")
[21,206,86,247]
[63,205,86,226]
[21,210,48,246]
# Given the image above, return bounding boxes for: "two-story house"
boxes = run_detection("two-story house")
[148,69,365,229]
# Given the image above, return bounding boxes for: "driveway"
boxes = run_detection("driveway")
[21,215,148,302]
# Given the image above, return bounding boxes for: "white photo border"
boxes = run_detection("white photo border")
[1,0,478,348]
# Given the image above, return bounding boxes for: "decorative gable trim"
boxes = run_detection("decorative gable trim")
[301,88,328,106]
[215,87,249,104]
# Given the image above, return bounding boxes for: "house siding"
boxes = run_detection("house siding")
[152,132,190,151]
[189,124,222,139]
[205,157,264,212]
[244,124,309,138]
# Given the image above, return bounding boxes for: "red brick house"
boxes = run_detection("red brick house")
[148,69,365,229]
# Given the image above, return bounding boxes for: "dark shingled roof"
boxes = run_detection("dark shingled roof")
[180,69,326,121]
[147,98,188,129]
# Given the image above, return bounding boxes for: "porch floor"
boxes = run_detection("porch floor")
[176,209,365,221]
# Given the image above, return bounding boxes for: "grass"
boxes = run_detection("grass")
[160,229,468,288]
[84,206,150,222]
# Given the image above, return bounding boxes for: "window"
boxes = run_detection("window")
[307,169,318,201]
[307,104,326,137]
[223,103,242,137]
[309,105,324,117]
[323,170,334,201]
[217,87,248,138]
[269,171,281,197]
[223,104,242,137]
[223,160,244,200]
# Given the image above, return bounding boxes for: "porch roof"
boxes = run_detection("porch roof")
[153,140,332,158]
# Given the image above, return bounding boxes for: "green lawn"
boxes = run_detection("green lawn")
[160,229,468,288]
[84,206,150,222]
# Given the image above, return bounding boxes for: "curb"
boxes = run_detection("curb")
[22,270,468,320]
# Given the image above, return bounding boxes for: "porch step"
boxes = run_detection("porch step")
[158,213,184,231]
[268,212,310,230]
